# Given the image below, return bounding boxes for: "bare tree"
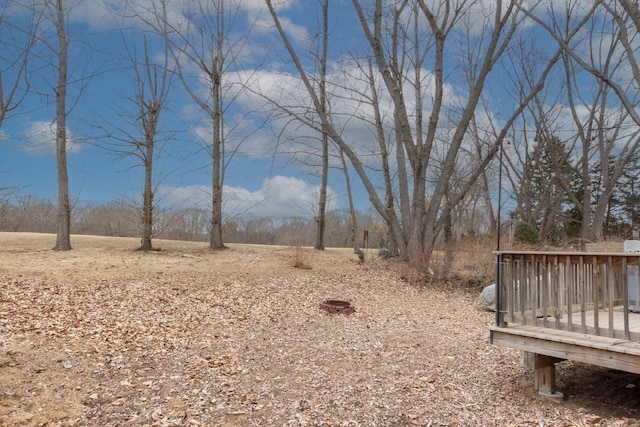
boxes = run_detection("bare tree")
[136,36,164,251]
[313,0,330,251]
[50,0,72,251]
[7,0,105,250]
[114,27,174,251]
[20,0,96,250]
[265,0,560,264]
[150,0,256,250]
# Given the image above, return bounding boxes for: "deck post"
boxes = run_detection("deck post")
[495,252,504,328]
[531,353,564,400]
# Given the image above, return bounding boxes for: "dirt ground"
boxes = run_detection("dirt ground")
[1,232,640,426]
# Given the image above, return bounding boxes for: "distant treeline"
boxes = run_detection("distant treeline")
[0,195,388,248]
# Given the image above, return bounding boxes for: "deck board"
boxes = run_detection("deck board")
[490,324,640,374]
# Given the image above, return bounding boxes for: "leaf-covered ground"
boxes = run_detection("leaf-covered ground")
[1,233,639,426]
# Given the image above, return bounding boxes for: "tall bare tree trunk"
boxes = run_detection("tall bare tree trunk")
[339,148,359,254]
[394,111,410,246]
[314,0,330,251]
[315,130,328,250]
[367,56,398,255]
[140,124,155,251]
[210,54,224,250]
[53,0,71,251]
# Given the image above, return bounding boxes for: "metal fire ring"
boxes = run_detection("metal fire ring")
[319,300,355,315]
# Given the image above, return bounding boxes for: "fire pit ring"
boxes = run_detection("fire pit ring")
[319,300,355,315]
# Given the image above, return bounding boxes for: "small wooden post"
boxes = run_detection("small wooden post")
[363,230,369,260]
[529,353,564,400]
[535,365,555,394]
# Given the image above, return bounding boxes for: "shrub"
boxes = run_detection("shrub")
[514,222,540,245]
[291,245,312,269]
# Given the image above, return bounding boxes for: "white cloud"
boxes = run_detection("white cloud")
[246,0,309,45]
[61,0,298,36]
[242,0,298,14]
[157,175,338,219]
[20,120,82,157]
[277,16,310,46]
[67,1,120,30]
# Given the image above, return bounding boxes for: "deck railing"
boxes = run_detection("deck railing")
[496,251,640,341]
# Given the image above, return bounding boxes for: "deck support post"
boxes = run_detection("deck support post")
[526,352,564,400]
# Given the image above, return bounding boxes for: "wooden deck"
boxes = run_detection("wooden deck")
[490,250,640,397]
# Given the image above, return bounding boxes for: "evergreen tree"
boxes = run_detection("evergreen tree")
[524,132,574,244]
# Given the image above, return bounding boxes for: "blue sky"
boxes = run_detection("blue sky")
[0,0,614,224]
[0,0,370,220]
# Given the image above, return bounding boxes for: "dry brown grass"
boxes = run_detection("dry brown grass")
[291,245,313,269]
[424,237,497,283]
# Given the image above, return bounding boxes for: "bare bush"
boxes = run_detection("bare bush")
[291,245,312,269]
